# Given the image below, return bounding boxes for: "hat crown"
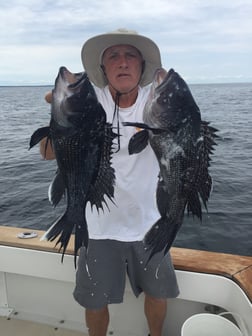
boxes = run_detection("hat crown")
[108,28,138,35]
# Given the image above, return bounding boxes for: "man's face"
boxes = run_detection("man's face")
[102,44,143,93]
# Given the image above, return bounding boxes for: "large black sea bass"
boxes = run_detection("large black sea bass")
[123,68,218,261]
[30,67,116,264]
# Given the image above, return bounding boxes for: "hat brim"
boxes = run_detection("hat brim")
[81,31,162,88]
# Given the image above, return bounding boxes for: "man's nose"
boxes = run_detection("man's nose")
[118,55,128,68]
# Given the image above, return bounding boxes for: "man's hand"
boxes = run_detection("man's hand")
[45,91,52,104]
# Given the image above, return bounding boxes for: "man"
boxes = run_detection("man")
[41,28,179,336]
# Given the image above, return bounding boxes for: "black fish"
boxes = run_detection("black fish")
[123,68,218,261]
[30,67,116,265]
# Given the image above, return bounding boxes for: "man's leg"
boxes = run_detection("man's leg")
[74,241,127,336]
[85,306,109,336]
[144,294,167,336]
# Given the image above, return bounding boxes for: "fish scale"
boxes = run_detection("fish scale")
[123,68,218,262]
[29,67,117,266]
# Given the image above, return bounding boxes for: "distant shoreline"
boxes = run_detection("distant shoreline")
[0,85,54,88]
[1,82,252,87]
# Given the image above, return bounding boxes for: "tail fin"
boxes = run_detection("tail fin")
[144,216,182,263]
[41,209,88,267]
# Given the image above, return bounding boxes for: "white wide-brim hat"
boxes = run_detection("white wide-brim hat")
[81,28,162,88]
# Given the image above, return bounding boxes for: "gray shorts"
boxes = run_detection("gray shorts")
[73,239,179,309]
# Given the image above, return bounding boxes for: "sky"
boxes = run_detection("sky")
[1,0,252,85]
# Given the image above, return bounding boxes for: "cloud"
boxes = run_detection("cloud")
[1,0,252,84]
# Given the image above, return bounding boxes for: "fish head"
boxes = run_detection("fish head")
[144,68,201,130]
[51,66,98,127]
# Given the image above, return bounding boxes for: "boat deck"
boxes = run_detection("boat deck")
[0,226,251,301]
[0,316,87,336]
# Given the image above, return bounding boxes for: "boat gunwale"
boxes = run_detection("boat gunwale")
[0,225,251,301]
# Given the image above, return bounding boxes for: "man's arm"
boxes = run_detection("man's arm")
[40,137,55,160]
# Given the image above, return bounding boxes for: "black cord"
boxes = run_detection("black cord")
[112,91,122,152]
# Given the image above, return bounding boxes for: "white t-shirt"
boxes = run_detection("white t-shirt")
[86,85,160,241]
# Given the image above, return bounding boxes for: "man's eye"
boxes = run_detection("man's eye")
[109,53,118,59]
[127,53,137,58]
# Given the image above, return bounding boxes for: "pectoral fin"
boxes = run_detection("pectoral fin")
[29,126,50,149]
[128,130,149,154]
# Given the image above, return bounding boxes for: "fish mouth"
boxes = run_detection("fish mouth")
[59,67,76,84]
[148,68,168,99]
[152,68,179,95]
[153,68,168,88]
[58,66,86,89]
[52,67,90,126]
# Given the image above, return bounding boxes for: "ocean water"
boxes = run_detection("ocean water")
[0,83,251,256]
